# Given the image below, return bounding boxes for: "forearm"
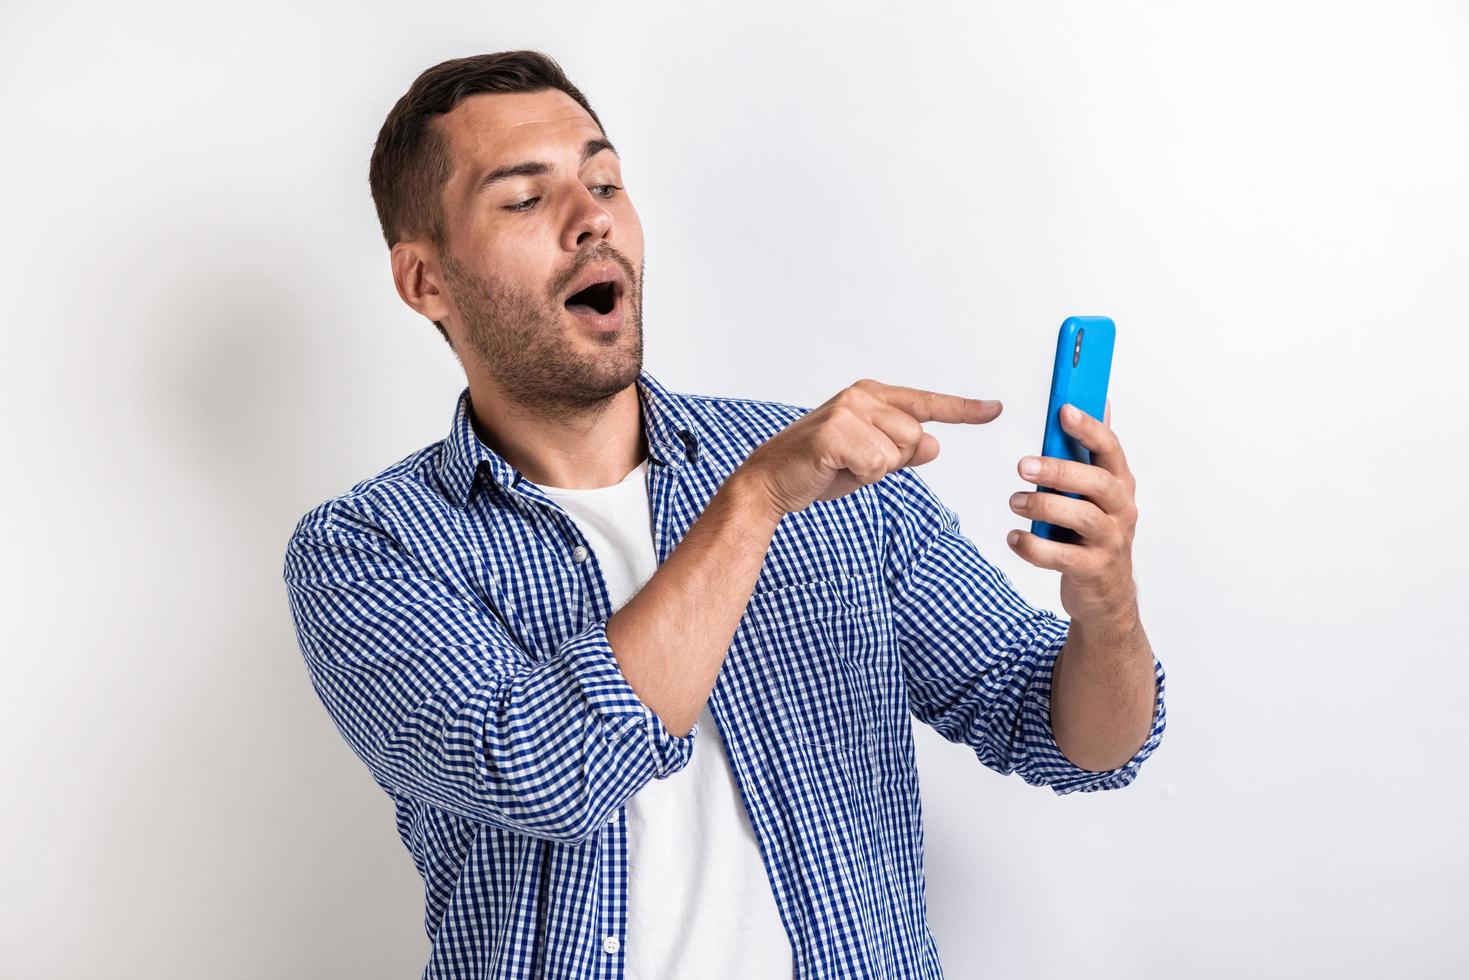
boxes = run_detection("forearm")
[605,469,782,737]
[1049,602,1158,771]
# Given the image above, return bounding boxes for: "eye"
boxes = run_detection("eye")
[503,184,622,214]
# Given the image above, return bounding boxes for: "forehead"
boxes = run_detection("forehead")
[438,89,605,178]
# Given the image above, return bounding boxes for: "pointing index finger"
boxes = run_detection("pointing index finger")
[866,380,1002,424]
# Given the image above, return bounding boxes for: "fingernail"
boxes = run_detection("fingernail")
[1009,492,1027,510]
[1063,404,1079,420]
[1007,530,1021,547]
[1020,457,1041,478]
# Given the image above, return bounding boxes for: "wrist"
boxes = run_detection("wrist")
[1071,593,1140,644]
[724,467,786,530]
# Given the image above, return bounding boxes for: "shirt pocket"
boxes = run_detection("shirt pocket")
[739,570,887,752]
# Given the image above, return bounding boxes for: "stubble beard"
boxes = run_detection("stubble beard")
[442,249,646,423]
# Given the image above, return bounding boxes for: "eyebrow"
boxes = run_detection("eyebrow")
[473,137,618,194]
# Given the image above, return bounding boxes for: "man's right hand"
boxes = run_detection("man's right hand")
[737,378,1004,520]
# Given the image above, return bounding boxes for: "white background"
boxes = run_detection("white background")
[3,1,1466,977]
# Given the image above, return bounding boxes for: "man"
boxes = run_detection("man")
[282,50,1166,980]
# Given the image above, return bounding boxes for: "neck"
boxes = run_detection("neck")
[465,376,648,490]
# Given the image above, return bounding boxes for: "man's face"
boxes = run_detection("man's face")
[432,89,645,414]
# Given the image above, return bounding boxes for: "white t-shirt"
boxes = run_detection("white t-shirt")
[537,457,794,978]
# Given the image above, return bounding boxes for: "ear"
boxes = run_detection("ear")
[390,240,453,323]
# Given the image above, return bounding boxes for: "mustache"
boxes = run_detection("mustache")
[552,244,637,298]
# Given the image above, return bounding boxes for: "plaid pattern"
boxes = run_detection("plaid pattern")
[282,369,1167,979]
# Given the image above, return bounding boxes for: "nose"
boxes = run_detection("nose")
[563,185,613,251]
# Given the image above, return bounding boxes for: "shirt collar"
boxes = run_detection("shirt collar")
[438,368,700,509]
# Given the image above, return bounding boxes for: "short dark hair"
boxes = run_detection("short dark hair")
[368,51,606,347]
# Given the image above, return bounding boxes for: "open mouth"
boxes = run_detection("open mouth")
[564,279,619,316]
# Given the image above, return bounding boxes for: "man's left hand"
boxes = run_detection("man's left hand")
[1006,399,1139,629]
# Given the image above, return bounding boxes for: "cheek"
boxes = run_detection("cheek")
[613,201,644,249]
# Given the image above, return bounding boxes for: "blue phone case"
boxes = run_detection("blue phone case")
[1031,316,1115,544]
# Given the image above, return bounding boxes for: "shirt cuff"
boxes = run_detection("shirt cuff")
[1018,617,1168,795]
[560,618,698,780]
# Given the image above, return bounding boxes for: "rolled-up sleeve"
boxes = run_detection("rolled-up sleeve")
[873,467,1166,795]
[282,501,696,842]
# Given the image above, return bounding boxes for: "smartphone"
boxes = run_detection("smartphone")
[1030,316,1115,544]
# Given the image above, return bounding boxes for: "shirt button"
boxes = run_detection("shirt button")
[572,545,589,563]
[602,936,620,954]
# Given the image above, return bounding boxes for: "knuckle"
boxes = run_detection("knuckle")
[1075,508,1097,538]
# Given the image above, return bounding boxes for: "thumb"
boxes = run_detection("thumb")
[907,431,941,468]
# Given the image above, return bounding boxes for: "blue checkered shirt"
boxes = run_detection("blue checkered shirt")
[281,369,1167,979]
